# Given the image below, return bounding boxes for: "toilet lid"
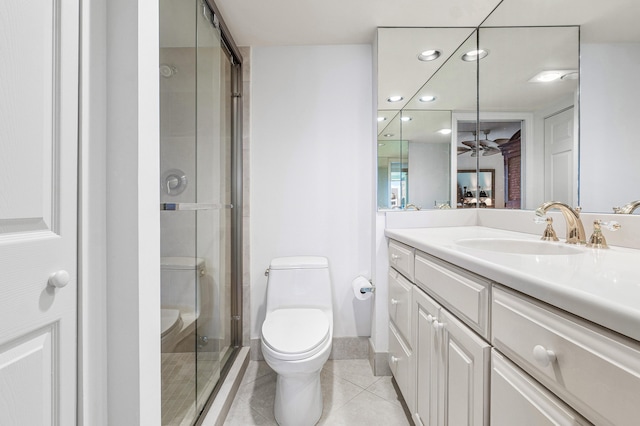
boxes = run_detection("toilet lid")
[262,308,330,355]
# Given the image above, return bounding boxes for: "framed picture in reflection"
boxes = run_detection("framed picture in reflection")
[457,169,495,208]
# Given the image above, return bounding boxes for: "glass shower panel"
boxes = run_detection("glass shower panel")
[159,0,199,424]
[194,4,234,413]
[160,0,240,423]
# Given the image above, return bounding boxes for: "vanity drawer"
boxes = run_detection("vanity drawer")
[492,286,640,426]
[491,350,591,426]
[414,252,490,339]
[389,240,415,281]
[389,322,412,406]
[388,269,412,342]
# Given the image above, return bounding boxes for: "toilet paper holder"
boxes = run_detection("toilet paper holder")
[360,280,375,294]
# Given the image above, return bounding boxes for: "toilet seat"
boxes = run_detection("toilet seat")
[262,308,330,360]
[161,308,182,337]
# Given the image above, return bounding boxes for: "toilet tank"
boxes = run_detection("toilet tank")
[266,256,332,313]
[161,256,206,317]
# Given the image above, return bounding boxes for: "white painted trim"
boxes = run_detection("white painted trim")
[78,0,108,424]
[80,0,161,424]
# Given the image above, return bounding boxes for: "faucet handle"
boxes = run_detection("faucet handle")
[586,220,621,249]
[534,216,559,241]
[600,220,621,231]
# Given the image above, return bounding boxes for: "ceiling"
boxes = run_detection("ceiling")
[212,0,640,150]
[214,0,640,47]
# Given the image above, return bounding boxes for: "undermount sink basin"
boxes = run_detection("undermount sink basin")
[455,238,583,255]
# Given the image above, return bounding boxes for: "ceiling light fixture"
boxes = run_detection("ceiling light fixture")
[528,70,578,83]
[418,49,442,62]
[461,49,489,62]
[438,129,452,135]
[387,95,403,102]
[418,95,436,103]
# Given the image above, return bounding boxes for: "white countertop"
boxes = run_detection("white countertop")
[385,226,640,342]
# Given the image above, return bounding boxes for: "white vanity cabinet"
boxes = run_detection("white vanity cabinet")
[412,286,490,426]
[491,350,591,426]
[388,242,416,413]
[386,226,640,426]
[493,286,640,426]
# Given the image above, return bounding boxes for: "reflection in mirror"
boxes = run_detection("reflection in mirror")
[401,110,452,209]
[457,169,495,208]
[377,28,478,210]
[477,26,579,209]
[377,113,407,209]
[457,122,521,208]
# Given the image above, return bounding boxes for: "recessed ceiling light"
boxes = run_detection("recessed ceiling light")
[461,49,489,62]
[401,116,412,122]
[418,95,436,103]
[418,49,442,62]
[528,70,577,83]
[383,133,394,137]
[387,95,404,102]
[438,128,452,135]
[377,116,387,122]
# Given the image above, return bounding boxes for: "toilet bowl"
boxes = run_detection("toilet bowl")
[261,256,333,426]
[160,257,205,352]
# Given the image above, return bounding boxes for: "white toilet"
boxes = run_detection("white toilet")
[160,256,206,352]
[261,256,333,426]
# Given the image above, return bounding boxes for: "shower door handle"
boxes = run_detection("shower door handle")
[161,203,234,211]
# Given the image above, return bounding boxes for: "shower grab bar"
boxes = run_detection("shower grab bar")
[161,203,234,211]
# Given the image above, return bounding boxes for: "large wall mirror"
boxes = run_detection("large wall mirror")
[377,0,640,214]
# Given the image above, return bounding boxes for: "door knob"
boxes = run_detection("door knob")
[48,270,70,288]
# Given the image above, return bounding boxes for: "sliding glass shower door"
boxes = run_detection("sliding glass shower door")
[159,1,241,424]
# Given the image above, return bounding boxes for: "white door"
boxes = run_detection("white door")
[0,1,79,425]
[545,107,576,205]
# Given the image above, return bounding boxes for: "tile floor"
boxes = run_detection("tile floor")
[224,359,413,425]
[161,351,223,426]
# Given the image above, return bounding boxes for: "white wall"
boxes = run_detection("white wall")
[580,43,640,212]
[408,142,451,208]
[250,45,373,339]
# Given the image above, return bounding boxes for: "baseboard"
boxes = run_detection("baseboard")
[368,338,391,376]
[250,337,370,361]
[198,347,250,426]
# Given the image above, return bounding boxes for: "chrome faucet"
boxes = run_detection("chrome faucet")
[535,201,586,244]
[405,203,421,211]
[613,200,640,214]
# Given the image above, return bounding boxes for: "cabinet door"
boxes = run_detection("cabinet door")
[389,322,413,414]
[491,350,591,426]
[439,309,491,426]
[413,287,440,426]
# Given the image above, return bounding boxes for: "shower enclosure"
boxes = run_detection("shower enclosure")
[159,1,242,424]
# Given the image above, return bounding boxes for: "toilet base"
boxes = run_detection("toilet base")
[274,369,323,426]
